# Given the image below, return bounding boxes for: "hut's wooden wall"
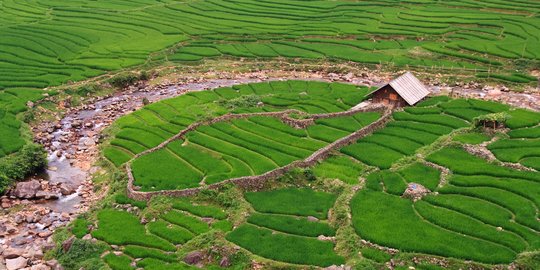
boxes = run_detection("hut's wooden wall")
[372,85,408,107]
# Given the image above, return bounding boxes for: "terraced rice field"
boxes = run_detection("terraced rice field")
[226,188,344,267]
[0,89,49,157]
[1,0,539,92]
[341,96,511,169]
[105,80,375,190]
[91,198,230,270]
[131,111,379,191]
[86,86,540,268]
[2,0,540,159]
[347,98,540,264]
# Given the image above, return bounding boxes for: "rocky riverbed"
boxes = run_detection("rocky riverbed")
[1,69,538,269]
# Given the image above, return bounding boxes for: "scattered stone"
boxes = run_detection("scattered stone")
[35,191,60,200]
[62,236,75,252]
[219,256,231,267]
[306,216,319,222]
[402,183,430,201]
[31,264,51,270]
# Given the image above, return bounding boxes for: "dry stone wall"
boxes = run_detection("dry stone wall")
[127,106,391,201]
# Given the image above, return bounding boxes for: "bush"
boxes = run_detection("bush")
[56,239,108,270]
[108,73,140,88]
[0,143,47,193]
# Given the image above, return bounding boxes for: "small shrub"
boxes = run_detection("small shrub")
[56,239,108,270]
[108,73,139,88]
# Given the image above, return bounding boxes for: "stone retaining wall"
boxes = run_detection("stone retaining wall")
[127,106,391,201]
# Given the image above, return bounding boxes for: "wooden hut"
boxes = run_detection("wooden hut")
[369,72,430,107]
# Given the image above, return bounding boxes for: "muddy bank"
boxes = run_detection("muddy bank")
[1,69,538,268]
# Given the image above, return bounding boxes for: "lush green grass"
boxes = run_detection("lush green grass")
[398,163,441,191]
[453,132,491,144]
[172,198,226,219]
[351,190,516,264]
[226,224,344,267]
[311,155,366,184]
[162,210,210,235]
[352,143,540,264]
[427,147,539,182]
[115,194,147,209]
[147,220,194,245]
[244,188,337,219]
[72,218,91,238]
[247,213,335,237]
[506,109,540,129]
[103,253,133,270]
[123,246,177,263]
[92,210,175,251]
[360,247,392,263]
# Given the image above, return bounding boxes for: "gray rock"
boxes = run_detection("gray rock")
[2,247,25,259]
[35,191,59,200]
[6,257,28,270]
[31,264,51,270]
[219,256,231,267]
[59,183,77,196]
[62,236,75,252]
[11,180,41,199]
[184,251,204,265]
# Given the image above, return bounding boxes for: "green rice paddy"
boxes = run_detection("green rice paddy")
[2,0,540,161]
[82,90,540,268]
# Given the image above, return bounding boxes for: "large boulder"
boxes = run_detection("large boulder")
[11,180,42,199]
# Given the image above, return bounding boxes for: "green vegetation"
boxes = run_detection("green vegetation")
[0,143,47,193]
[110,80,378,191]
[247,213,335,237]
[56,239,108,270]
[2,0,539,176]
[226,224,344,267]
[72,218,91,239]
[453,132,490,144]
[486,109,540,170]
[312,155,366,184]
[92,210,176,251]
[244,188,337,219]
[228,187,342,266]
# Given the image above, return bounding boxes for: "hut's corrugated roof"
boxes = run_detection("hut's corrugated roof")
[371,72,430,105]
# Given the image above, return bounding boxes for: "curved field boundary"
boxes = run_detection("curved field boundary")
[127,105,392,200]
